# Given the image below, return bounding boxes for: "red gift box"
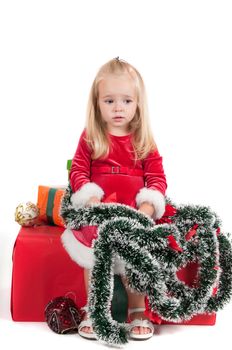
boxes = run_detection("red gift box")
[11,225,87,321]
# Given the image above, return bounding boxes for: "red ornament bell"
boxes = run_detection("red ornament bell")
[45,296,81,334]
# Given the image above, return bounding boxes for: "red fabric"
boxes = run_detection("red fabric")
[72,226,98,248]
[104,192,117,203]
[69,129,167,195]
[72,192,119,247]
[11,226,87,321]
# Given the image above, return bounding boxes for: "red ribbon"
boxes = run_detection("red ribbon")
[156,204,177,225]
[103,192,118,203]
[167,235,183,252]
[144,297,162,324]
[213,266,220,271]
[185,224,199,241]
[212,287,218,296]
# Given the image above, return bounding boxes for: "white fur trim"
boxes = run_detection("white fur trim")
[71,182,104,208]
[61,229,126,274]
[61,228,95,269]
[136,187,165,220]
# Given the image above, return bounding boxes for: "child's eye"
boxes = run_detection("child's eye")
[104,99,132,104]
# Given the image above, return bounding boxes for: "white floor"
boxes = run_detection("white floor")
[0,302,231,350]
[0,222,231,350]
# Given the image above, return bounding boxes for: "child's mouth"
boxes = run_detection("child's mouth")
[113,116,124,120]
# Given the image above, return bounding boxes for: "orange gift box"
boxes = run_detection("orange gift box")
[37,185,65,227]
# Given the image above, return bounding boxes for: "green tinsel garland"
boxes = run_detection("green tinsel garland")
[60,184,232,346]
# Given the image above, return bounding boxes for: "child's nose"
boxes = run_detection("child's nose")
[114,101,123,111]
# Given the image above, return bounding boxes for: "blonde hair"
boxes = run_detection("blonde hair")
[84,57,157,162]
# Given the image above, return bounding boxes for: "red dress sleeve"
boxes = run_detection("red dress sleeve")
[69,129,104,208]
[142,149,167,195]
[69,129,92,193]
[135,148,167,220]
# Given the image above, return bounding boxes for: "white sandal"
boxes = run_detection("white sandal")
[127,307,154,340]
[78,306,97,340]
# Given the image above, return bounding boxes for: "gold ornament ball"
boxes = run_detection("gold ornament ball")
[15,201,40,226]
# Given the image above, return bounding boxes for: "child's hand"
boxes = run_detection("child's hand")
[138,202,155,217]
[86,196,101,206]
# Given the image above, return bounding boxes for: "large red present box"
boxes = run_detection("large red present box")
[11,225,216,324]
[11,225,86,321]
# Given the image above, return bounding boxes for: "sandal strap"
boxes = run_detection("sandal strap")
[127,319,154,332]
[128,307,145,315]
[78,318,93,331]
[78,318,97,340]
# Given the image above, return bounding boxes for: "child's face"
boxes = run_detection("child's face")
[98,74,137,135]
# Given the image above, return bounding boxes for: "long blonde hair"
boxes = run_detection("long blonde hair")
[84,58,157,162]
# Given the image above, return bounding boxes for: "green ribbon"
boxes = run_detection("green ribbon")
[46,188,57,225]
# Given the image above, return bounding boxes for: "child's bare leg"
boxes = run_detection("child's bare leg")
[81,268,94,334]
[121,275,151,335]
[81,271,151,335]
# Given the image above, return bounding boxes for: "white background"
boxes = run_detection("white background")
[0,0,231,349]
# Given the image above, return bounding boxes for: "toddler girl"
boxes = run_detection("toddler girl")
[62,57,167,340]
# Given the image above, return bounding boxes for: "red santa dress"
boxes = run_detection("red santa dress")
[61,129,167,272]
